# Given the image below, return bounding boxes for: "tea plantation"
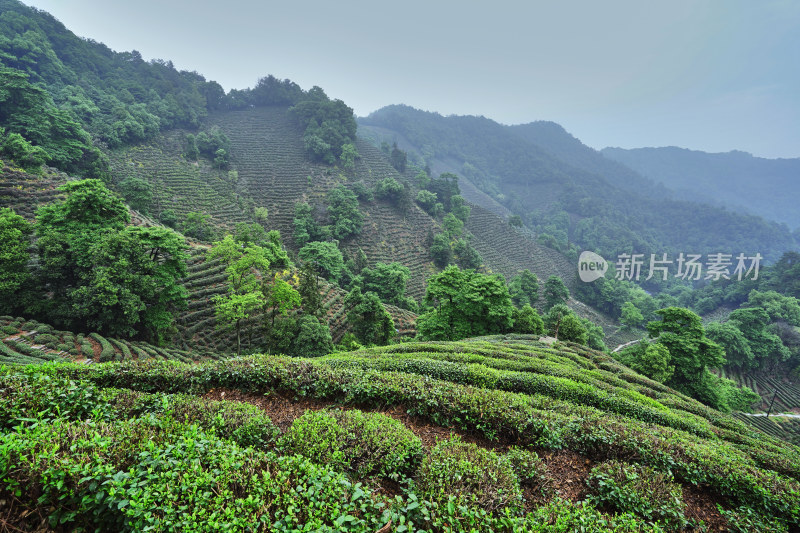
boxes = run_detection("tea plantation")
[1,335,796,531]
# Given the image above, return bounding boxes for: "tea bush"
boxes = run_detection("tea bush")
[280,408,422,478]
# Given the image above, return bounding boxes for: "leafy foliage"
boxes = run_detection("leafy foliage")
[417,437,523,512]
[586,460,687,529]
[288,88,357,164]
[417,265,513,341]
[0,207,31,312]
[279,408,422,478]
[345,288,394,346]
[356,262,417,311]
[28,180,187,341]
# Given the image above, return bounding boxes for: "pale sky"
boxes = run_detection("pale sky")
[21,0,800,158]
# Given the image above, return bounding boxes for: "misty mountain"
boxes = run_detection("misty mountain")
[602,146,800,230]
[359,105,797,263]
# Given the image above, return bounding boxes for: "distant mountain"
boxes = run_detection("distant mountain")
[507,121,667,199]
[602,146,800,230]
[359,105,797,263]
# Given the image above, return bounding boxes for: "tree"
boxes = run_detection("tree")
[33,181,187,340]
[726,307,790,369]
[512,304,544,335]
[293,315,334,356]
[430,233,452,268]
[450,195,471,223]
[416,190,438,213]
[617,341,674,383]
[647,307,726,407]
[159,209,178,228]
[746,290,800,326]
[345,288,394,346]
[705,321,754,369]
[264,275,301,328]
[374,176,404,204]
[207,235,270,355]
[417,265,513,341]
[619,302,644,330]
[182,212,215,241]
[442,213,464,238]
[293,202,326,247]
[508,269,539,307]
[452,238,482,270]
[340,143,358,170]
[234,222,269,248]
[118,176,152,214]
[268,315,333,356]
[359,262,416,311]
[543,275,569,310]
[298,241,345,283]
[327,185,363,239]
[582,317,607,351]
[0,208,31,313]
[543,304,587,344]
[298,260,323,316]
[508,215,523,227]
[389,142,407,172]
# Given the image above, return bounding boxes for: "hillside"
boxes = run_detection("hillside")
[602,146,800,231]
[2,335,799,530]
[359,105,798,263]
[107,107,625,338]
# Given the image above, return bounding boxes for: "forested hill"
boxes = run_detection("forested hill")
[602,146,800,231]
[359,105,798,263]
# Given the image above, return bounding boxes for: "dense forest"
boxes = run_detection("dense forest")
[2,0,800,529]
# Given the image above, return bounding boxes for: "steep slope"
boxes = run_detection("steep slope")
[602,146,800,230]
[205,107,439,301]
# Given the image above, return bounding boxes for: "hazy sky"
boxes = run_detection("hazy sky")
[22,0,800,158]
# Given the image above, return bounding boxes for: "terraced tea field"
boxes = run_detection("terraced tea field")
[0,165,68,220]
[175,246,417,351]
[0,316,212,365]
[2,335,797,531]
[108,131,254,237]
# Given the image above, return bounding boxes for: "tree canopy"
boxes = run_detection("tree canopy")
[417,265,513,341]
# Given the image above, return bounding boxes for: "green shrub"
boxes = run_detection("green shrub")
[279,408,422,478]
[504,446,549,487]
[90,333,115,362]
[1,325,18,335]
[719,506,788,533]
[586,460,687,529]
[521,498,651,532]
[34,333,59,345]
[0,418,393,532]
[416,437,523,512]
[48,355,800,526]
[0,372,114,429]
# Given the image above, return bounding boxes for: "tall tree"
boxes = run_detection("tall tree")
[207,235,270,355]
[417,265,513,341]
[345,287,394,346]
[33,180,186,339]
[647,307,725,407]
[543,275,569,310]
[508,269,539,307]
[0,208,31,313]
